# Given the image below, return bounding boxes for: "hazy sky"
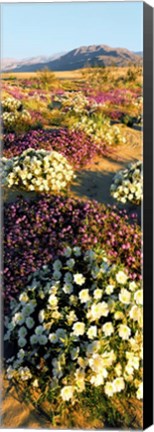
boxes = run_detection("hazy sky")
[1,2,143,59]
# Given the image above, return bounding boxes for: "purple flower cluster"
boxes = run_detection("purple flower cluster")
[3,129,107,168]
[86,89,139,106]
[4,195,141,305]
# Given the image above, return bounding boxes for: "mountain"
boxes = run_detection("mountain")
[1,52,65,72]
[2,45,142,73]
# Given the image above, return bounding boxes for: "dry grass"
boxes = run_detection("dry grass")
[2,65,142,82]
[2,70,83,80]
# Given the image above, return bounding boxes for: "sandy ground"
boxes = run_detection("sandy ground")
[72,125,142,204]
[1,125,142,429]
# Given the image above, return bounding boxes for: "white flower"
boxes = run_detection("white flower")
[39,335,48,345]
[35,325,44,335]
[129,305,140,321]
[136,382,143,400]
[87,325,97,339]
[38,309,45,323]
[119,324,131,340]
[32,379,39,387]
[114,311,124,320]
[93,289,102,300]
[115,363,122,377]
[113,377,125,392]
[19,366,32,381]
[25,317,35,329]
[134,289,143,305]
[102,322,114,336]
[19,293,29,304]
[89,354,108,376]
[18,326,27,338]
[119,288,131,304]
[67,310,77,325]
[73,273,86,286]
[105,284,114,295]
[48,294,58,307]
[116,271,128,285]
[72,322,85,336]
[49,333,58,344]
[79,289,90,303]
[60,385,75,401]
[125,363,134,375]
[104,381,116,397]
[12,313,24,326]
[90,374,104,387]
[90,302,109,321]
[7,366,15,379]
[63,283,73,294]
[18,337,27,347]
[30,334,38,345]
[129,281,137,292]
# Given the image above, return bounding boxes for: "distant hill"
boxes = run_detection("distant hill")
[2,45,142,73]
[1,52,65,72]
[135,51,143,56]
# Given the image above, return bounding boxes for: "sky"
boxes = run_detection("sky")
[1,2,143,60]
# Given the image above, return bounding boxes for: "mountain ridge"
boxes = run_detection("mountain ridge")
[2,45,142,72]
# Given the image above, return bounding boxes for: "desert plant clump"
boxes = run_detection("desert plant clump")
[1,97,31,133]
[110,161,142,205]
[5,246,143,411]
[4,196,141,305]
[2,148,75,193]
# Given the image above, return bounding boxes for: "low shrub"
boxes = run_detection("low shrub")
[3,129,107,168]
[110,161,142,205]
[1,97,31,133]
[4,196,141,305]
[2,148,75,194]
